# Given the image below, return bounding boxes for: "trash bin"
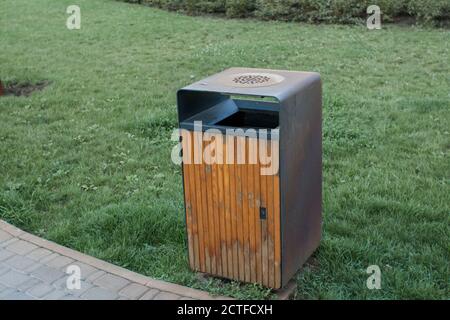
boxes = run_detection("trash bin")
[177,67,322,289]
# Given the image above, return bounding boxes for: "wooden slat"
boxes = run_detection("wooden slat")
[182,131,195,270]
[203,133,216,275]
[210,133,222,276]
[196,131,211,274]
[216,134,227,278]
[247,137,257,283]
[193,131,206,272]
[223,136,233,278]
[253,153,263,285]
[187,132,200,270]
[267,169,275,288]
[240,136,250,282]
[273,140,282,289]
[235,136,245,282]
[260,162,269,287]
[227,135,239,280]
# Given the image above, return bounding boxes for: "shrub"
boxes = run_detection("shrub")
[407,0,450,26]
[118,0,450,26]
[225,0,256,18]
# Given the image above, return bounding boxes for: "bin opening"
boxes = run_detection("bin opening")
[215,109,279,129]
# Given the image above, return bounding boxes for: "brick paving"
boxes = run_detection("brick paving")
[0,220,229,300]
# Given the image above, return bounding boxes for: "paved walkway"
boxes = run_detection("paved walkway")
[0,220,228,300]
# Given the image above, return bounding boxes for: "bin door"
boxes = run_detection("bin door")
[182,130,281,289]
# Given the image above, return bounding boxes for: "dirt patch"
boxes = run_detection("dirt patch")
[0,80,49,97]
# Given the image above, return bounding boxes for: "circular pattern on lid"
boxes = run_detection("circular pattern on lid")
[219,72,285,88]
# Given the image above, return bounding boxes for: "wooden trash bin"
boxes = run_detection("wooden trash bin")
[177,68,322,289]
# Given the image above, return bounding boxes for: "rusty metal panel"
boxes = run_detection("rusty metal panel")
[279,78,322,288]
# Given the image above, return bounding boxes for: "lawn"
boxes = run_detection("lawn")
[0,0,449,299]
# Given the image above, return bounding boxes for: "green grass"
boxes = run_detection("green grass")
[1,0,449,299]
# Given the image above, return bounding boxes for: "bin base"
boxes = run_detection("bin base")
[274,279,297,300]
[196,272,297,300]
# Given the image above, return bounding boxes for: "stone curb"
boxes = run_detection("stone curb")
[0,220,231,300]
